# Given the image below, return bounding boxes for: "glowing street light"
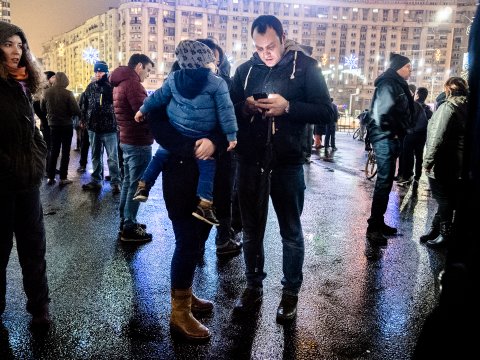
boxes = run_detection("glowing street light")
[436,7,453,22]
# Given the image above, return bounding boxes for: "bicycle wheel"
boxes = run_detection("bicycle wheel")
[365,150,377,180]
[353,127,360,140]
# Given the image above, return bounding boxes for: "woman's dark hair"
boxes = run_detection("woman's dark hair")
[0,31,42,94]
[444,77,469,96]
[196,38,225,64]
[250,15,284,41]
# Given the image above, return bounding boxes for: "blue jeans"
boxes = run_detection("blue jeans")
[142,145,216,201]
[196,158,216,201]
[88,130,121,185]
[238,162,305,296]
[119,143,152,229]
[368,137,400,229]
[141,145,170,188]
[0,188,49,315]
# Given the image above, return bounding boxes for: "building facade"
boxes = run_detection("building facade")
[41,0,476,112]
[0,0,11,23]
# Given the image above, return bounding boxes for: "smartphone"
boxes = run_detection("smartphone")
[253,92,268,100]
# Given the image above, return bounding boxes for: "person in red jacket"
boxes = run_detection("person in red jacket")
[110,54,154,242]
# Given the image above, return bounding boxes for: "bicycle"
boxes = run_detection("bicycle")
[353,127,361,140]
[365,148,377,180]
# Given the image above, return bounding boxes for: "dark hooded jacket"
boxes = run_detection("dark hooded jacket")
[110,66,153,146]
[140,68,237,142]
[230,41,333,166]
[367,68,414,143]
[41,72,80,127]
[80,74,117,133]
[411,101,428,134]
[0,22,47,192]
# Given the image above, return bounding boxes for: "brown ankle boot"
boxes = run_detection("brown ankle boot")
[191,293,214,314]
[170,288,210,341]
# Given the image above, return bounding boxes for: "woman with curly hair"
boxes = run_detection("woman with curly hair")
[0,21,51,330]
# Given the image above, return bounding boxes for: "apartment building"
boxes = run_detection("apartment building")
[0,1,11,23]
[41,0,476,111]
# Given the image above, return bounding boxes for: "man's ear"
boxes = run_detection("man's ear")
[135,62,144,73]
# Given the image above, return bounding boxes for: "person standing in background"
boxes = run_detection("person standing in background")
[33,70,55,174]
[110,53,155,242]
[42,71,81,186]
[397,87,432,185]
[76,90,90,174]
[366,53,414,246]
[422,77,468,248]
[80,61,121,194]
[324,98,339,151]
[0,20,51,331]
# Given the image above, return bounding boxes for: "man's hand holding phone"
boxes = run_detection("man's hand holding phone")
[254,93,289,117]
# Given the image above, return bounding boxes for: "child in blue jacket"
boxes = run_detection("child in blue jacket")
[134,40,237,226]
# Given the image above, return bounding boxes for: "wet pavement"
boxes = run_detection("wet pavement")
[0,132,445,359]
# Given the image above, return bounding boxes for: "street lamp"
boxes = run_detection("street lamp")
[349,88,360,118]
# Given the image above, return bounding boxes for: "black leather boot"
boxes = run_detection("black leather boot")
[426,221,451,248]
[420,216,440,243]
[276,293,298,324]
[233,288,263,315]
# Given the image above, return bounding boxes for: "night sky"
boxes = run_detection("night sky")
[11,0,120,56]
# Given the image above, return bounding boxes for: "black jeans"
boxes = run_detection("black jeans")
[0,188,49,315]
[428,177,457,223]
[402,132,426,179]
[324,122,336,148]
[48,125,73,180]
[79,126,90,168]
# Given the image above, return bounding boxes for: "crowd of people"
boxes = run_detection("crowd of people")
[1,8,478,352]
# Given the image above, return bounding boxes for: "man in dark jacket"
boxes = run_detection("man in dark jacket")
[366,53,414,246]
[229,15,334,323]
[42,72,81,185]
[110,54,154,242]
[398,87,432,185]
[80,61,121,193]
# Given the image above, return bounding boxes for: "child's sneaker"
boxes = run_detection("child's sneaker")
[192,201,220,226]
[133,180,149,202]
